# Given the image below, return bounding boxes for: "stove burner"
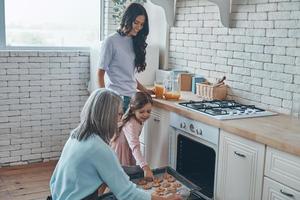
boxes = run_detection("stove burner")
[178,100,276,120]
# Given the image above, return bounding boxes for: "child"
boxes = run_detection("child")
[111,91,154,180]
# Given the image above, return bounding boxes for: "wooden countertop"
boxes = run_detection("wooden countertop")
[153,91,300,157]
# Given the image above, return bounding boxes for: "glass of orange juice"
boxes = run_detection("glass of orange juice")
[154,82,164,99]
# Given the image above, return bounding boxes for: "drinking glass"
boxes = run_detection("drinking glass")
[154,81,164,99]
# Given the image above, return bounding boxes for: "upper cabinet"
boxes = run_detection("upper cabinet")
[149,0,231,27]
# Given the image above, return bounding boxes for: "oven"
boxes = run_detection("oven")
[169,113,219,200]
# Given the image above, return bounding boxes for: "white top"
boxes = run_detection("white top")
[99,32,137,97]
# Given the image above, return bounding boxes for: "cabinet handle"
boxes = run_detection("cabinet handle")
[153,118,160,122]
[280,189,294,198]
[234,151,246,158]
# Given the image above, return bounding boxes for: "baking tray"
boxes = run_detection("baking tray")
[98,166,206,200]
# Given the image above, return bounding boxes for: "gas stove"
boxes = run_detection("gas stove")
[178,100,277,120]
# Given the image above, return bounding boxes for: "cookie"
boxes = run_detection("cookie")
[153,177,163,183]
[173,182,182,188]
[137,179,147,185]
[142,183,152,190]
[167,177,176,182]
[155,187,165,193]
[161,182,171,188]
[167,186,177,194]
[153,182,161,187]
[163,172,172,179]
[152,191,165,196]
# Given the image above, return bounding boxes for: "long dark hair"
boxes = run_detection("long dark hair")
[71,89,122,143]
[117,3,149,73]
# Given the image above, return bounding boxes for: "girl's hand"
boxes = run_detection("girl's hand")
[147,88,155,95]
[143,165,154,181]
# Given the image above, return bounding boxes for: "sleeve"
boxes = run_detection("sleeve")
[98,37,113,71]
[123,121,148,168]
[95,144,151,200]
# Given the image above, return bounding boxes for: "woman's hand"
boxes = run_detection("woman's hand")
[142,165,154,181]
[151,194,182,200]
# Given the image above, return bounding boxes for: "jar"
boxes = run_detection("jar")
[163,75,181,100]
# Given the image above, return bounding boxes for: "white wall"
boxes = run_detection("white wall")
[0,50,89,166]
[169,0,300,114]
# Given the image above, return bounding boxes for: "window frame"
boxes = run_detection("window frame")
[0,0,104,50]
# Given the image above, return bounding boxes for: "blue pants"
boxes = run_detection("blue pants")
[122,96,131,113]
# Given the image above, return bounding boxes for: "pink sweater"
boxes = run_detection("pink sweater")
[110,118,147,168]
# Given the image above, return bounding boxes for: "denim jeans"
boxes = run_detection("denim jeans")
[122,96,131,113]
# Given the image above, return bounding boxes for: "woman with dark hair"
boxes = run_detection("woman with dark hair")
[98,3,153,112]
[49,89,182,200]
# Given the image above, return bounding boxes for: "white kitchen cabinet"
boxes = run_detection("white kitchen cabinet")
[265,147,300,191]
[262,177,300,200]
[262,147,300,199]
[143,107,170,168]
[216,130,265,200]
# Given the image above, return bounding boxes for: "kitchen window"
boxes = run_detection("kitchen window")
[0,0,104,48]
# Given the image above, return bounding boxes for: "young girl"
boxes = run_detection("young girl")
[111,91,154,180]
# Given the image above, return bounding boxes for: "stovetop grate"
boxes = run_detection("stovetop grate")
[178,100,276,120]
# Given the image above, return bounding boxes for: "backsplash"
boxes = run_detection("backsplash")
[0,51,90,166]
[103,0,300,114]
[169,0,300,114]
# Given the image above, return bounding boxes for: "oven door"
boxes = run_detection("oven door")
[169,128,218,200]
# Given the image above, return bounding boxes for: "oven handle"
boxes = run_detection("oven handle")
[234,151,246,158]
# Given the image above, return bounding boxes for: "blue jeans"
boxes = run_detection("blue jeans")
[122,96,131,113]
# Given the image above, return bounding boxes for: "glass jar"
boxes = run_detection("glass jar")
[163,74,181,100]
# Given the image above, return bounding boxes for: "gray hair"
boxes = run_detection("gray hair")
[72,88,122,143]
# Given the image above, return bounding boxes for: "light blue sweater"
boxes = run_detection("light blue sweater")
[50,134,151,200]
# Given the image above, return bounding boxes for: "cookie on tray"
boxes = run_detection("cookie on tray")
[167,176,176,182]
[155,187,165,193]
[152,191,165,197]
[167,186,177,194]
[142,183,153,190]
[163,172,172,180]
[153,182,161,187]
[153,176,163,183]
[161,182,171,188]
[137,179,147,186]
[172,182,182,188]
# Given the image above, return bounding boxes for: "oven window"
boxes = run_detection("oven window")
[176,134,216,198]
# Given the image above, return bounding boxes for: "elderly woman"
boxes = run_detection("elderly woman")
[49,89,181,200]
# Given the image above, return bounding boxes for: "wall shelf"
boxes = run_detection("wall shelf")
[149,0,231,27]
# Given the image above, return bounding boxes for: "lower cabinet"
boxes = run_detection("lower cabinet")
[262,177,300,200]
[216,130,265,200]
[263,147,300,200]
[143,107,170,168]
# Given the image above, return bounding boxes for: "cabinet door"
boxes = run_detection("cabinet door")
[262,177,300,200]
[144,108,170,168]
[217,130,265,200]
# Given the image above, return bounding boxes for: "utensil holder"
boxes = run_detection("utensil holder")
[196,83,227,100]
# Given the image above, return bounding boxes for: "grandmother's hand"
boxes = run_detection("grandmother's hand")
[151,194,183,200]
